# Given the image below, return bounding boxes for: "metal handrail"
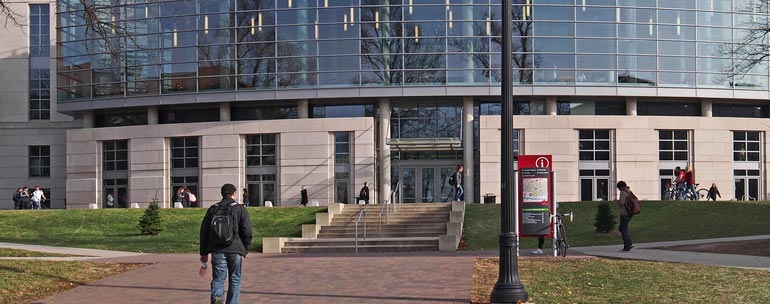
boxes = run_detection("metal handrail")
[354,208,366,253]
[379,198,388,235]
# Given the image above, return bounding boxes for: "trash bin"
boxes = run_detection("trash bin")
[483,193,496,204]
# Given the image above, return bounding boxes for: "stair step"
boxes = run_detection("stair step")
[317,233,443,238]
[284,239,437,247]
[281,244,439,253]
[321,225,447,231]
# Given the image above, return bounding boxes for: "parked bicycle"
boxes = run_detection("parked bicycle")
[552,210,574,257]
[663,179,708,201]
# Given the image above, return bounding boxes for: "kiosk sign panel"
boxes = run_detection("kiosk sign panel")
[518,155,553,237]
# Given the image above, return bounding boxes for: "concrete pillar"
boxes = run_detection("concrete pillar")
[378,98,391,203]
[148,106,159,125]
[81,111,94,128]
[626,97,637,116]
[220,102,231,121]
[298,99,309,118]
[546,96,557,116]
[463,97,475,204]
[702,99,713,117]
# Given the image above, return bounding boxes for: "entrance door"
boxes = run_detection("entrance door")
[396,165,456,203]
[247,174,277,206]
[103,178,128,208]
[579,177,610,201]
[171,176,199,207]
[735,177,759,201]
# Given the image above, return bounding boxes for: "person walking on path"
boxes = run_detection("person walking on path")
[358,182,370,204]
[615,181,634,251]
[707,183,721,202]
[300,186,308,207]
[19,187,30,209]
[30,186,46,210]
[200,183,253,304]
[453,165,464,201]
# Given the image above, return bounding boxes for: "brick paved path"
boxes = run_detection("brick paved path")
[36,252,483,304]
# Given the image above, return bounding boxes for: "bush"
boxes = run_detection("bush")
[594,202,617,233]
[137,198,163,235]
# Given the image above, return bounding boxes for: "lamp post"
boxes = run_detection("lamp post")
[489,0,528,303]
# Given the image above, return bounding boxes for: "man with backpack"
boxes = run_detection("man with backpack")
[451,165,464,201]
[199,183,253,304]
[615,181,636,252]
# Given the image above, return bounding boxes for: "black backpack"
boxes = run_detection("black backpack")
[448,174,457,186]
[209,202,237,246]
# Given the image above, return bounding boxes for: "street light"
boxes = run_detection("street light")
[489,0,528,303]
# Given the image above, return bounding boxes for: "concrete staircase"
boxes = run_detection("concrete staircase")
[264,202,465,254]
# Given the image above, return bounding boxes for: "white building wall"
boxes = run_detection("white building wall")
[480,115,765,202]
[66,117,375,208]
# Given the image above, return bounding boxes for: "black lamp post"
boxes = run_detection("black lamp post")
[489,0,529,303]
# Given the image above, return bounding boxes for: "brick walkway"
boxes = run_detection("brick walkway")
[35,252,487,304]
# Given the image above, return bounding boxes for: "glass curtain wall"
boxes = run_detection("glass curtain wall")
[57,0,770,101]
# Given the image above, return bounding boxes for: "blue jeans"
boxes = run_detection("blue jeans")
[619,215,633,250]
[454,185,464,201]
[211,252,243,304]
[32,200,41,210]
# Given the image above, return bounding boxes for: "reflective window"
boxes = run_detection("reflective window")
[103,140,129,171]
[29,69,51,120]
[733,131,761,162]
[159,106,220,124]
[29,4,50,57]
[638,101,700,116]
[246,134,277,166]
[29,145,51,177]
[578,130,611,161]
[94,110,148,128]
[170,137,199,169]
[714,104,769,118]
[658,130,690,161]
[391,103,461,138]
[232,104,298,120]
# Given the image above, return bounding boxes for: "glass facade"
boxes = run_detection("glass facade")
[57,0,770,102]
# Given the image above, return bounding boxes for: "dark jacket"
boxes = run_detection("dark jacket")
[300,189,308,205]
[359,186,369,200]
[199,197,253,256]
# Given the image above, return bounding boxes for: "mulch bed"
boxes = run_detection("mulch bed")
[655,239,770,257]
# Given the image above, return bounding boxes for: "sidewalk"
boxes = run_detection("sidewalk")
[572,234,770,270]
[0,242,145,261]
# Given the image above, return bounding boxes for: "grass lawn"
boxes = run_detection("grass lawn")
[471,258,770,304]
[0,260,145,304]
[0,248,77,257]
[464,201,770,250]
[0,207,325,253]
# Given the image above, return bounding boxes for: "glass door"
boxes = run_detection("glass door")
[440,167,454,202]
[735,177,759,201]
[401,168,416,203]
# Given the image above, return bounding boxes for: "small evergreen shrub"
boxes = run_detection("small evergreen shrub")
[594,202,617,233]
[137,197,163,235]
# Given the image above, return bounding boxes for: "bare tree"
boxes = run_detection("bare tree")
[717,0,769,83]
[0,0,23,27]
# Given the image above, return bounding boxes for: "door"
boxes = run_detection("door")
[579,178,610,201]
[247,174,277,206]
[735,177,759,201]
[397,165,456,203]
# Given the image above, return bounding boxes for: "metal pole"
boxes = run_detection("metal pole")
[490,0,528,302]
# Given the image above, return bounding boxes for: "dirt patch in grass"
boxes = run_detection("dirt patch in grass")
[0,248,80,258]
[0,261,147,304]
[655,239,770,257]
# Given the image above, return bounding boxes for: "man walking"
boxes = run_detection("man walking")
[12,188,21,210]
[31,186,46,210]
[453,165,464,201]
[200,183,253,304]
[359,182,370,204]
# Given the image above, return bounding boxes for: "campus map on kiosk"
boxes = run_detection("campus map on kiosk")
[522,177,549,204]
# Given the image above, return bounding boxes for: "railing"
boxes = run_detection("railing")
[354,208,366,253]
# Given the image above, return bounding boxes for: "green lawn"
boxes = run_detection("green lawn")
[464,201,770,250]
[471,258,770,304]
[0,248,77,257]
[0,207,324,253]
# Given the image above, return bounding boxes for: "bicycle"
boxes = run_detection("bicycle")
[552,210,574,257]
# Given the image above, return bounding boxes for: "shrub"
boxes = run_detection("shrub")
[594,202,617,233]
[137,197,163,235]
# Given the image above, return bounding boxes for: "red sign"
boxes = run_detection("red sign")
[518,155,554,238]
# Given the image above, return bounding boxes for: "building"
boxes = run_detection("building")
[0,0,78,209]
[47,0,770,208]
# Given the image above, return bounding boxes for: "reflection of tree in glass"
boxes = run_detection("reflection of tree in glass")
[718,0,770,87]
[360,1,404,85]
[235,3,276,89]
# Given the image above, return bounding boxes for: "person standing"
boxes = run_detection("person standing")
[186,189,197,207]
[358,182,370,204]
[200,183,253,304]
[615,181,634,251]
[106,192,115,208]
[30,186,46,210]
[12,188,21,210]
[300,186,308,207]
[453,165,464,201]
[175,187,189,208]
[240,188,249,207]
[684,165,696,200]
[20,187,30,209]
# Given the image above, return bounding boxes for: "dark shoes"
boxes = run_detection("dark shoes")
[622,245,634,252]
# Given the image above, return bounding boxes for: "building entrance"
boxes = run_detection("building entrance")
[103,178,127,208]
[246,174,276,206]
[735,176,759,201]
[394,163,456,203]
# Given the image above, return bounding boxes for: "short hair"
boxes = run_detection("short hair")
[616,181,627,189]
[221,183,237,197]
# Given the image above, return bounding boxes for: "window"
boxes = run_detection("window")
[311,104,375,118]
[246,134,276,166]
[29,69,50,120]
[103,140,129,171]
[95,110,148,127]
[29,4,50,57]
[159,106,219,124]
[658,130,690,161]
[579,130,611,161]
[638,102,701,116]
[171,137,199,169]
[733,131,761,162]
[231,104,298,121]
[29,145,50,177]
[334,132,351,164]
[714,104,769,118]
[391,103,462,139]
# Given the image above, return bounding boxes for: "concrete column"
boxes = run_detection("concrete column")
[463,97,475,204]
[220,102,231,121]
[81,111,94,128]
[546,96,557,116]
[298,99,309,118]
[702,99,713,117]
[378,98,391,203]
[626,97,637,116]
[148,106,159,125]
